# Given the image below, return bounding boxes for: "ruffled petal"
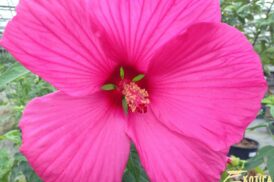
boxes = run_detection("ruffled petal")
[90,0,220,70]
[147,23,267,151]
[1,0,116,96]
[20,92,130,182]
[127,110,226,182]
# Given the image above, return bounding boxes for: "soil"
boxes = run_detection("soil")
[234,138,258,149]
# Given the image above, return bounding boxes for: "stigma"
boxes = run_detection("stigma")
[121,82,150,113]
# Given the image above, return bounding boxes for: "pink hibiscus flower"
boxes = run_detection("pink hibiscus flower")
[1,0,267,181]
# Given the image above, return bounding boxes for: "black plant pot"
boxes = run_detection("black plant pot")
[228,138,259,160]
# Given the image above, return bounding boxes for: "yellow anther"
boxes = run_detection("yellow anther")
[122,82,150,113]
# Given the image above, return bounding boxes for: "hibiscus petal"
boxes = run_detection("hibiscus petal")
[1,0,116,96]
[126,110,227,181]
[147,23,267,151]
[90,0,220,70]
[20,92,130,182]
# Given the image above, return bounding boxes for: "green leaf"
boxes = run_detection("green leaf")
[262,95,274,105]
[132,74,144,82]
[246,146,274,170]
[101,84,116,91]
[122,171,136,182]
[0,62,29,88]
[266,47,274,53]
[123,145,148,182]
[0,149,14,180]
[13,175,27,182]
[120,67,125,79]
[247,123,268,131]
[237,4,250,14]
[0,130,21,145]
[10,160,41,182]
[246,157,264,170]
[253,166,265,175]
[267,155,274,181]
[270,106,274,118]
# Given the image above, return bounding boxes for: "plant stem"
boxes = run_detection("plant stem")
[252,0,274,46]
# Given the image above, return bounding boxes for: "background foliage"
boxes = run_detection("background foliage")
[222,0,274,73]
[0,0,274,181]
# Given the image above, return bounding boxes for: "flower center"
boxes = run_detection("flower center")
[121,81,150,113]
[102,66,150,114]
